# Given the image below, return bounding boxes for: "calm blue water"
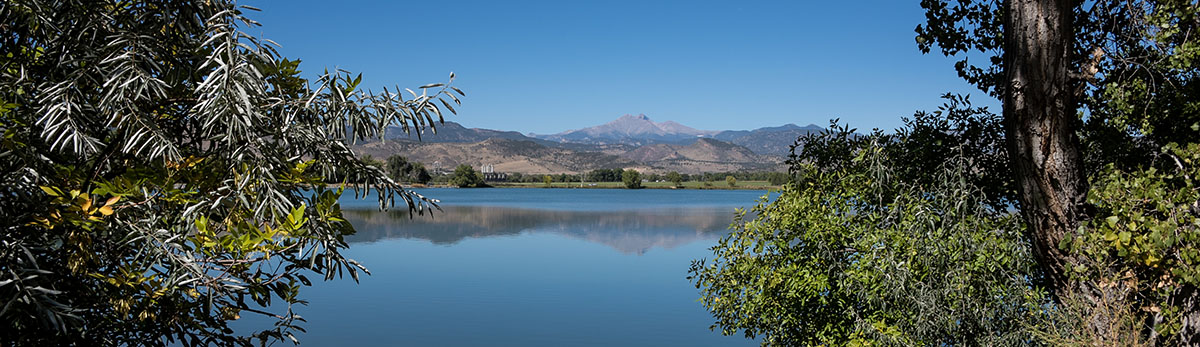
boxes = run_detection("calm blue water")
[250,188,770,346]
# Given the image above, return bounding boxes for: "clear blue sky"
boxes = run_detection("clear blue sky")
[242,0,996,134]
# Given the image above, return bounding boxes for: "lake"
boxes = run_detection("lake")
[266,188,770,346]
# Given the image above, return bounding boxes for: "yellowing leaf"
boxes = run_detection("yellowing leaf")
[80,196,92,211]
[1146,254,1162,267]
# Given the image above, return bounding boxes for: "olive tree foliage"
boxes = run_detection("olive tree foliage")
[690,114,1044,345]
[0,1,462,345]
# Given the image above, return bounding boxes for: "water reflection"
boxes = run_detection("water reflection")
[344,206,738,255]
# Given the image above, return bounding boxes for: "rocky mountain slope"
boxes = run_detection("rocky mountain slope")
[356,136,783,174]
[527,114,823,156]
[384,121,551,144]
[621,138,761,163]
[354,114,817,174]
[356,138,638,174]
[621,138,784,173]
[713,123,825,156]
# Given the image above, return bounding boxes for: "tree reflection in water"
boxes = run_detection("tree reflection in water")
[343,206,739,255]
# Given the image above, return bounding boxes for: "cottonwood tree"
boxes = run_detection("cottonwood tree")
[666,171,683,187]
[694,0,1200,344]
[622,169,642,189]
[919,0,1200,343]
[385,155,432,184]
[0,1,462,345]
[449,164,484,188]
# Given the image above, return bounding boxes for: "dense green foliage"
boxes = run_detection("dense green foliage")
[448,164,485,188]
[765,171,790,186]
[691,104,1041,346]
[666,171,683,187]
[587,168,625,182]
[384,155,432,184]
[1067,143,1200,340]
[0,1,461,344]
[917,0,1200,172]
[621,169,642,189]
[695,0,1200,345]
[918,0,1200,343]
[689,171,787,183]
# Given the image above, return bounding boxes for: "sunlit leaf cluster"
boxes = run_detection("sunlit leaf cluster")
[1057,142,1200,344]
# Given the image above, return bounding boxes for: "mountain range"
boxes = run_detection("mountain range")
[360,114,823,174]
[528,114,823,156]
[530,114,716,145]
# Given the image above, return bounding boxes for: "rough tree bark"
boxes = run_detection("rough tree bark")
[1004,2,1200,342]
[1002,0,1088,293]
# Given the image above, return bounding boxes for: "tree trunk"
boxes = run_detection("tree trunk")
[1002,0,1087,294]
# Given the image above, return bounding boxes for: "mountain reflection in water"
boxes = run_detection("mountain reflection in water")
[344,206,738,255]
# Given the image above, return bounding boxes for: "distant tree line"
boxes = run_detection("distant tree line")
[689,171,791,184]
[586,168,625,182]
[502,173,582,184]
[421,167,793,187]
[357,155,432,184]
[481,169,792,185]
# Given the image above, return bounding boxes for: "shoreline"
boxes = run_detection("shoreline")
[326,182,780,191]
[486,182,779,191]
